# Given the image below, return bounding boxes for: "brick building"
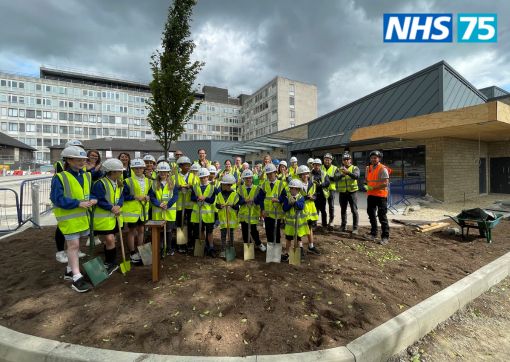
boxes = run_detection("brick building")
[218,61,510,202]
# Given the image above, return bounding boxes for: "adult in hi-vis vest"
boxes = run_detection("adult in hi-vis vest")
[321,153,337,228]
[335,152,360,234]
[364,150,390,245]
[50,146,97,293]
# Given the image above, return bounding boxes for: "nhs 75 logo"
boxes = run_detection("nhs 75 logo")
[383,13,497,43]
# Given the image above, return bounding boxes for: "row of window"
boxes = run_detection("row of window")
[179,133,239,141]
[198,104,241,115]
[0,107,149,126]
[0,79,148,103]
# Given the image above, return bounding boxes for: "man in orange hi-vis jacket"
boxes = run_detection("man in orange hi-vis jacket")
[364,150,390,245]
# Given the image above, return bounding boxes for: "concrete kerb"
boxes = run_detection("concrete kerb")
[346,251,510,361]
[0,247,509,361]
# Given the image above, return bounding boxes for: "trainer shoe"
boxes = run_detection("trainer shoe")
[351,229,359,235]
[104,263,119,276]
[258,243,267,252]
[130,252,142,264]
[71,277,92,293]
[379,237,389,245]
[339,226,347,232]
[219,251,225,258]
[78,251,86,258]
[308,246,321,256]
[365,234,376,242]
[55,251,68,264]
[63,269,73,281]
[281,253,289,263]
[167,248,175,256]
[300,247,305,262]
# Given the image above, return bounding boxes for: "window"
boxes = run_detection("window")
[36,110,42,119]
[8,108,18,117]
[289,96,295,106]
[26,123,36,132]
[290,110,295,119]
[19,123,25,132]
[8,123,18,131]
[43,125,52,133]
[26,109,36,118]
[60,126,68,135]
[18,109,25,118]
[1,122,6,131]
[59,112,67,121]
[36,84,42,91]
[19,82,24,89]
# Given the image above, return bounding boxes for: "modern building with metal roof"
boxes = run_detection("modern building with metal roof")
[219,60,510,202]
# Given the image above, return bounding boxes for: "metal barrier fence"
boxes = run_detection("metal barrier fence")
[0,176,53,232]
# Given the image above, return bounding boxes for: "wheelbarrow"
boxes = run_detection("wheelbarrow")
[445,212,504,243]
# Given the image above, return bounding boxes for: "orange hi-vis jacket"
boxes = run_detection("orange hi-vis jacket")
[366,163,389,198]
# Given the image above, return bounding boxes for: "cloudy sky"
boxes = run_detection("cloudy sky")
[0,0,508,115]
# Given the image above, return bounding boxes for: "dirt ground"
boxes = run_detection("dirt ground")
[391,277,510,361]
[1,220,510,356]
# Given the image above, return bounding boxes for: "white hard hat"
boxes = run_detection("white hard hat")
[130,158,145,168]
[156,162,171,172]
[177,156,191,165]
[143,154,156,163]
[65,139,83,148]
[102,158,124,172]
[190,163,200,172]
[220,174,236,184]
[199,167,210,178]
[313,158,322,165]
[264,163,277,174]
[297,165,310,175]
[324,153,333,160]
[290,157,298,163]
[61,146,88,159]
[157,155,167,163]
[241,169,253,178]
[279,160,287,168]
[208,165,217,174]
[307,158,314,164]
[288,179,303,189]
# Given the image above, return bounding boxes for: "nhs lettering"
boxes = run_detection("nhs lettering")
[383,14,453,42]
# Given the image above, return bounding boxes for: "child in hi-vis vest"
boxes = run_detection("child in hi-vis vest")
[122,158,150,264]
[215,174,243,258]
[282,179,309,263]
[190,168,217,257]
[148,162,178,255]
[91,158,125,276]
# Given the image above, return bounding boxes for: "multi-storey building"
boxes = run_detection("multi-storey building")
[240,76,317,140]
[0,67,312,163]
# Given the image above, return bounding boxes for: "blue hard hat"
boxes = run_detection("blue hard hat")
[272,159,280,166]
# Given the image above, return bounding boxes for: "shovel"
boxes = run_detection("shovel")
[176,189,188,246]
[289,210,301,266]
[137,200,153,265]
[225,205,236,262]
[243,202,255,261]
[194,202,206,257]
[82,208,109,286]
[118,217,131,275]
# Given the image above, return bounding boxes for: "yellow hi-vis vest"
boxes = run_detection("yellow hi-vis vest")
[289,166,299,180]
[262,179,284,220]
[93,178,123,231]
[191,183,215,223]
[216,191,239,229]
[322,164,338,191]
[53,171,91,235]
[314,170,330,199]
[284,197,310,238]
[238,184,260,224]
[175,173,195,210]
[151,181,177,222]
[300,181,318,222]
[337,165,359,193]
[123,176,150,223]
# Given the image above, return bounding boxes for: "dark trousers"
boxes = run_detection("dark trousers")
[315,194,327,226]
[367,195,389,238]
[192,222,214,241]
[55,227,65,252]
[340,192,359,230]
[160,222,175,250]
[176,209,193,247]
[327,192,335,222]
[241,222,261,245]
[264,217,282,243]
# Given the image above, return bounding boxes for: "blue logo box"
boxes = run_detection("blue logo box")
[383,13,453,42]
[457,13,497,42]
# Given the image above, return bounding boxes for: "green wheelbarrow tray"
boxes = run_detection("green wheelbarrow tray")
[445,213,504,243]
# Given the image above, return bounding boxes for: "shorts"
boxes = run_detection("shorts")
[64,229,90,241]
[285,235,302,242]
[127,219,145,228]
[94,221,120,235]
